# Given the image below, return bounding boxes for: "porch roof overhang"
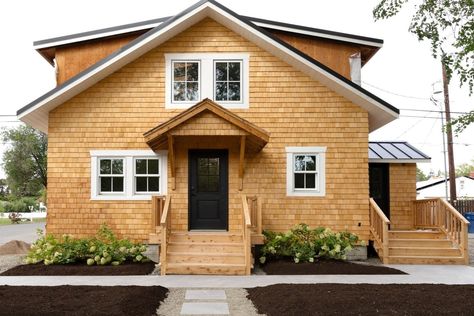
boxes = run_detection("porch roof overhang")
[143,98,270,152]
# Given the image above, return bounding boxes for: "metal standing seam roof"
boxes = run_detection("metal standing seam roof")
[369,141,430,163]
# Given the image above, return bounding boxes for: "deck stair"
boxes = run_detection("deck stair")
[386,229,465,264]
[164,232,248,275]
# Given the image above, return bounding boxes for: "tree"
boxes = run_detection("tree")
[2,125,47,197]
[416,167,429,181]
[373,1,474,132]
[455,160,474,177]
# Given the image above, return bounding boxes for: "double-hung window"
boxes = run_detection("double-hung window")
[165,53,249,108]
[135,158,160,193]
[91,150,167,200]
[286,147,326,197]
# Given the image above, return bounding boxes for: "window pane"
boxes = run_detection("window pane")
[136,177,147,192]
[136,159,147,174]
[186,62,199,81]
[112,177,124,192]
[198,158,209,175]
[148,177,159,192]
[173,62,185,81]
[100,160,111,174]
[294,156,305,171]
[294,173,305,189]
[100,177,112,192]
[186,82,199,101]
[208,176,219,192]
[228,62,240,81]
[112,159,123,174]
[228,82,241,101]
[148,159,159,175]
[306,173,316,189]
[305,156,316,171]
[173,82,185,101]
[215,62,227,81]
[215,82,227,101]
[208,158,219,175]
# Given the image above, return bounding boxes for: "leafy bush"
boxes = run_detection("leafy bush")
[25,224,149,266]
[3,197,39,213]
[260,224,361,264]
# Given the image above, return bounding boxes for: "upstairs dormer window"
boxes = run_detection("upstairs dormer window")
[165,53,249,109]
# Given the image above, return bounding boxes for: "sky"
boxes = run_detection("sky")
[0,0,472,178]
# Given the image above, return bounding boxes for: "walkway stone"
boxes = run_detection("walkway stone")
[181,302,229,315]
[185,290,226,300]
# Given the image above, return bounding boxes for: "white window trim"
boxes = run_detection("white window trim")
[286,146,326,197]
[90,150,168,200]
[165,53,249,109]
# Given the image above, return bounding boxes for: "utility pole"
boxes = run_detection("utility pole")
[441,63,457,203]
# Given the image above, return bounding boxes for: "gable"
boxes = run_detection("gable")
[18,0,398,133]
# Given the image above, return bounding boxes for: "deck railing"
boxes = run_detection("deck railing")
[241,195,253,275]
[369,198,390,264]
[246,195,262,236]
[159,195,171,275]
[413,198,469,264]
[151,196,165,230]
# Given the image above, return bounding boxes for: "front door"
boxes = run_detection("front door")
[189,150,228,230]
[369,163,390,219]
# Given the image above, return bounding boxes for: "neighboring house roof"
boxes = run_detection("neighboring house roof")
[369,141,431,163]
[33,14,383,66]
[17,0,399,133]
[417,176,474,199]
[144,98,270,152]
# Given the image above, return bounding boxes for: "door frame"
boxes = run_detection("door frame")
[188,149,229,231]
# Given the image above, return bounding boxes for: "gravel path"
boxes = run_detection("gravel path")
[157,288,262,316]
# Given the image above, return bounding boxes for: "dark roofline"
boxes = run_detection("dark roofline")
[243,16,383,45]
[18,0,399,117]
[370,141,431,160]
[33,16,171,47]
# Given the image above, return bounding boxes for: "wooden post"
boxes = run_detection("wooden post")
[168,135,176,190]
[238,136,246,191]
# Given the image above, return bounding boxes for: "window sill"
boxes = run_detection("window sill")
[90,195,156,201]
[165,101,249,109]
[287,191,326,197]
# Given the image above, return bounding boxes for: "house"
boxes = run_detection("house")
[17,0,470,274]
[417,176,474,200]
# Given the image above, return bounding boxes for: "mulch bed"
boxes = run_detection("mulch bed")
[1,261,156,276]
[260,258,406,275]
[0,285,168,316]
[247,284,474,316]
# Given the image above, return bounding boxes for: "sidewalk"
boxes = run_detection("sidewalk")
[1,265,474,287]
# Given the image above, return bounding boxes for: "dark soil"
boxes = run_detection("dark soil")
[247,284,474,316]
[0,286,167,316]
[1,261,156,276]
[261,258,406,275]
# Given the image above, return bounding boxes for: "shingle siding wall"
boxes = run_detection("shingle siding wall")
[47,18,370,242]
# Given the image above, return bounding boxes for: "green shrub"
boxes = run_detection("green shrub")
[25,224,149,266]
[3,197,38,213]
[260,224,361,264]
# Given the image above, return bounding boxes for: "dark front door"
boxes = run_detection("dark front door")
[189,150,228,230]
[369,163,390,219]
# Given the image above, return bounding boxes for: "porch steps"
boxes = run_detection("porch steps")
[164,232,247,275]
[386,230,465,264]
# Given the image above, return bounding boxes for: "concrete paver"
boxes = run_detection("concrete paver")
[185,290,226,300]
[180,302,229,315]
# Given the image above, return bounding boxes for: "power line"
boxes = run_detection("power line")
[362,81,431,101]
[400,108,471,115]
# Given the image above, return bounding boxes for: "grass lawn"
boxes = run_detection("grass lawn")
[0,217,46,225]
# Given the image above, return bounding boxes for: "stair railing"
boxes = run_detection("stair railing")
[151,196,165,231]
[413,198,469,264]
[241,195,252,275]
[160,195,171,275]
[369,198,390,264]
[246,195,262,236]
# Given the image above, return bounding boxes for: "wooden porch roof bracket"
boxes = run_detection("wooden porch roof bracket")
[143,98,270,190]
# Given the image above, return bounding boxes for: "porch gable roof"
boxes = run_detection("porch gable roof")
[143,98,270,152]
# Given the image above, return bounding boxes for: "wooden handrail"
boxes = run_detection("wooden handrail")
[369,198,390,264]
[151,196,165,230]
[241,195,252,275]
[413,198,469,264]
[241,195,252,228]
[160,195,171,275]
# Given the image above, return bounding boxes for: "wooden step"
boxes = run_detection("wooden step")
[387,255,466,265]
[165,263,247,275]
[167,252,245,264]
[389,230,446,240]
[169,232,242,243]
[389,247,461,257]
[389,238,453,248]
[168,241,244,253]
